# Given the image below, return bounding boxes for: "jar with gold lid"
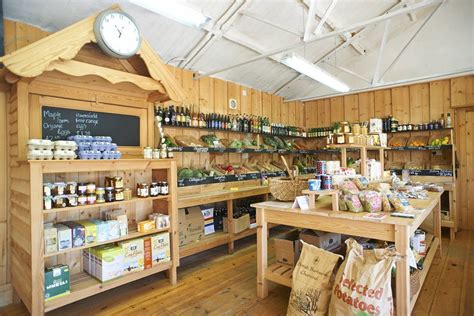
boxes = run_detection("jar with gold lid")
[344,133,354,144]
[340,121,350,133]
[335,133,345,144]
[351,123,361,135]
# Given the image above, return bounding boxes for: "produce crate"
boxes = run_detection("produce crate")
[386,161,405,170]
[388,136,408,147]
[175,135,207,147]
[428,135,450,146]
[404,162,425,170]
[407,136,429,147]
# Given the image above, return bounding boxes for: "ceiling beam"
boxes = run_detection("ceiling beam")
[240,10,303,38]
[313,0,338,36]
[372,20,391,85]
[194,0,442,80]
[303,0,317,41]
[379,2,443,81]
[323,61,371,83]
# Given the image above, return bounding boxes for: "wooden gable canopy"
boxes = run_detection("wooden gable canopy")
[0,6,187,103]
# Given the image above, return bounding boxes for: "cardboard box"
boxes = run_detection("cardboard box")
[151,233,171,265]
[299,229,341,251]
[94,246,124,281]
[178,208,188,246]
[76,220,97,244]
[107,220,120,240]
[223,214,250,234]
[201,208,215,235]
[186,207,204,243]
[44,264,70,301]
[274,231,301,266]
[44,223,57,254]
[55,223,72,250]
[143,237,153,269]
[118,238,144,274]
[62,221,85,248]
[90,220,108,242]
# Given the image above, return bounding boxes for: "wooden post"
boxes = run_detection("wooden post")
[395,225,410,316]
[226,199,234,254]
[256,207,268,298]
[360,147,367,177]
[379,148,385,176]
[341,148,347,167]
[433,199,442,256]
[167,160,179,285]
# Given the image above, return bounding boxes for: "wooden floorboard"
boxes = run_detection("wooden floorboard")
[0,229,472,316]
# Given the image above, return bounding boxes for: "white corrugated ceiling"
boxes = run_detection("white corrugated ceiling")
[3,0,473,101]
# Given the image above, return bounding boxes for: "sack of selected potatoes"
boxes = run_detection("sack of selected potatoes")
[287,241,341,316]
[329,238,398,316]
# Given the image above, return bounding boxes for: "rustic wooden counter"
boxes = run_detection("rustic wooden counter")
[252,191,442,316]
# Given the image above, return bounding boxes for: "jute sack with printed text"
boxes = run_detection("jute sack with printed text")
[287,241,341,316]
[329,238,398,316]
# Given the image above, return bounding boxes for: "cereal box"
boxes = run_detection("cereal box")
[151,233,170,265]
[118,238,144,274]
[76,221,97,244]
[54,223,72,250]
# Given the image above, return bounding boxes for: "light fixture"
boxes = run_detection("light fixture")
[130,0,211,29]
[281,53,350,92]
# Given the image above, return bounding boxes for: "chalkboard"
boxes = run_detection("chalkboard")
[42,106,140,146]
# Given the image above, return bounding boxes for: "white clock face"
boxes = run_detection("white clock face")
[96,12,141,58]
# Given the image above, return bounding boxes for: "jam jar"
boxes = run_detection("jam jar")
[43,196,52,210]
[67,194,78,207]
[161,181,169,195]
[43,183,53,197]
[136,183,149,198]
[123,188,132,200]
[77,195,87,206]
[53,195,67,208]
[105,187,115,202]
[113,177,124,189]
[53,182,66,196]
[114,189,124,201]
[65,182,77,194]
[150,182,160,197]
[77,183,87,195]
[86,183,96,194]
[96,187,105,204]
[87,194,96,205]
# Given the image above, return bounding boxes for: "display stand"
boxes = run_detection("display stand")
[329,144,387,177]
[301,189,339,211]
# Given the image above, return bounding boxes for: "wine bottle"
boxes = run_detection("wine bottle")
[185,107,191,127]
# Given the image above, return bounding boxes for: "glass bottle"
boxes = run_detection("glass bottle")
[446,113,452,128]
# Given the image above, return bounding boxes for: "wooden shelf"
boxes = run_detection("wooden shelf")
[44,227,170,257]
[442,219,455,228]
[265,262,293,288]
[44,261,172,312]
[27,158,176,173]
[329,144,388,150]
[410,236,440,312]
[179,231,231,258]
[390,145,452,151]
[43,195,170,214]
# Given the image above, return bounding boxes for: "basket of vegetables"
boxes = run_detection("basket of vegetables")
[268,156,307,201]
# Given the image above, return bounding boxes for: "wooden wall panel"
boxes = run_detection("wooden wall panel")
[343,94,359,123]
[409,83,430,124]
[280,101,289,125]
[358,92,375,122]
[271,95,281,122]
[240,87,251,116]
[330,97,344,123]
[251,90,262,116]
[451,76,474,108]
[295,101,305,128]
[262,92,272,119]
[374,89,392,117]
[429,80,451,121]
[287,101,296,126]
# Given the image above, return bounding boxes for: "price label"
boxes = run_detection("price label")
[195,147,209,153]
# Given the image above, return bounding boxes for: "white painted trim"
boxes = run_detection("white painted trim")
[303,0,317,41]
[313,0,338,36]
[372,20,391,85]
[283,70,474,102]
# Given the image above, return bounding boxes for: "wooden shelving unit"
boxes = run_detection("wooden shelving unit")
[13,159,179,314]
[329,144,388,177]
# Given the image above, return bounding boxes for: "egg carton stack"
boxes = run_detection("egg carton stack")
[27,139,77,160]
[69,135,122,160]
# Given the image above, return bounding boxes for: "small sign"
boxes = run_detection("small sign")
[292,196,310,210]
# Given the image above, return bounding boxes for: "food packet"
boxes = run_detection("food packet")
[340,180,360,195]
[358,191,382,212]
[343,194,364,213]
[388,192,411,211]
[352,177,369,190]
[338,193,348,211]
[382,193,393,212]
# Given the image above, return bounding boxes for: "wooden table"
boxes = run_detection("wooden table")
[252,191,442,316]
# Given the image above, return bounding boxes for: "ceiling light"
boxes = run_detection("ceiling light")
[130,0,211,29]
[281,53,350,92]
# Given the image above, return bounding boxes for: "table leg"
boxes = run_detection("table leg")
[395,225,410,316]
[331,192,339,211]
[227,200,235,254]
[257,208,268,299]
[434,199,442,256]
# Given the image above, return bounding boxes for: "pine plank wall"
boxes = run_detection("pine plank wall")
[0,19,472,307]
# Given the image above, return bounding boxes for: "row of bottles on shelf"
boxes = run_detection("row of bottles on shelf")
[155,105,304,136]
[382,113,451,133]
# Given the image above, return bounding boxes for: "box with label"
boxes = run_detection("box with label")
[274,230,301,266]
[178,208,188,246]
[44,223,57,254]
[44,264,70,301]
[103,210,128,236]
[90,220,108,242]
[299,229,341,251]
[76,220,97,244]
[369,118,383,133]
[223,213,250,234]
[138,219,156,233]
[107,220,120,240]
[62,221,85,248]
[54,223,72,250]
[118,238,144,274]
[143,237,152,269]
[151,233,171,265]
[186,207,204,243]
[94,246,124,282]
[201,208,215,235]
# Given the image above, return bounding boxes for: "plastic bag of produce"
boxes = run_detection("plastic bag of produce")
[287,241,341,316]
[338,193,348,211]
[329,239,397,316]
[388,192,411,212]
[382,194,393,212]
[343,194,364,213]
[358,191,382,212]
[340,180,360,195]
[352,177,369,190]
[367,182,391,193]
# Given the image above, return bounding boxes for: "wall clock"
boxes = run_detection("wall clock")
[94,10,142,59]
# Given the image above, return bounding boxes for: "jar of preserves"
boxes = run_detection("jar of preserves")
[407,124,413,131]
[77,182,87,195]
[44,196,52,210]
[340,121,350,133]
[67,194,78,207]
[53,195,67,208]
[96,187,105,204]
[43,183,53,197]
[136,183,149,198]
[113,177,124,189]
[53,182,66,196]
[152,149,160,159]
[66,182,77,195]
[150,182,160,197]
[161,181,169,195]
[105,187,114,202]
[344,133,354,144]
[86,194,96,205]
[77,195,87,206]
[86,182,96,194]
[167,150,174,158]
[336,133,345,144]
[123,188,132,200]
[114,189,124,201]
[144,147,153,159]
[351,123,361,135]
[160,147,167,159]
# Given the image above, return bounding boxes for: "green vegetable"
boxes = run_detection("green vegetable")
[178,168,194,179]
[272,136,287,149]
[164,136,177,147]
[229,140,243,148]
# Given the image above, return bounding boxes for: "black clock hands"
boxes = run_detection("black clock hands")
[114,25,122,38]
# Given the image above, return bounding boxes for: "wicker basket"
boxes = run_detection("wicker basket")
[269,177,308,201]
